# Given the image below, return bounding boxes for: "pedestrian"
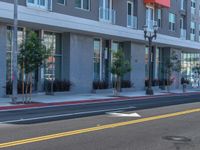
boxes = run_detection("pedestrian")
[181,77,186,93]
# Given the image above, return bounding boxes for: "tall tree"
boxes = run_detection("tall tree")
[18,31,49,102]
[111,49,131,96]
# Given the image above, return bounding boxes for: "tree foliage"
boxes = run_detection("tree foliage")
[111,49,131,77]
[18,31,50,102]
[111,49,131,95]
[164,51,181,78]
[192,64,200,75]
[18,31,49,74]
[163,51,181,91]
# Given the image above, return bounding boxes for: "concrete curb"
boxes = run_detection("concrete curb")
[0,92,199,111]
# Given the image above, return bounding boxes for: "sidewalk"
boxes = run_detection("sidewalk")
[0,88,200,111]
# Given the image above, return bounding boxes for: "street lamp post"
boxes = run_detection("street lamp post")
[12,0,18,103]
[143,25,158,95]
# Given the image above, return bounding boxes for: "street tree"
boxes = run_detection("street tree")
[18,31,49,102]
[111,49,131,96]
[163,51,181,92]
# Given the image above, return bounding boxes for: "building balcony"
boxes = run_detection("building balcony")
[26,0,52,11]
[99,7,116,24]
[145,19,158,31]
[127,15,137,29]
[180,29,186,40]
[144,0,170,8]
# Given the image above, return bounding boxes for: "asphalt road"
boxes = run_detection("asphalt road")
[0,93,200,124]
[0,100,200,150]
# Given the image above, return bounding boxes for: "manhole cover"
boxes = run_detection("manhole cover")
[163,136,192,142]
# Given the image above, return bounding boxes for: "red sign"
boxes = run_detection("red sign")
[144,0,170,8]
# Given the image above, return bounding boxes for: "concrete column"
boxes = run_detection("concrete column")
[69,33,93,93]
[130,42,146,90]
[37,30,44,92]
[123,42,131,80]
[62,32,70,81]
[162,47,171,80]
[0,24,7,97]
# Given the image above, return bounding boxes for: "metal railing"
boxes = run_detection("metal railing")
[26,0,52,11]
[180,29,186,40]
[127,15,137,29]
[145,19,158,31]
[99,7,116,24]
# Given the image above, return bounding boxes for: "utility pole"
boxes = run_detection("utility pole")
[12,0,18,103]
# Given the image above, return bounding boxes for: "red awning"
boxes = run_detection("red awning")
[144,0,170,8]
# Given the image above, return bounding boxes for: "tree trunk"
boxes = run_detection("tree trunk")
[117,76,121,93]
[177,73,180,89]
[113,76,121,97]
[29,73,32,102]
[167,72,171,93]
[113,76,118,97]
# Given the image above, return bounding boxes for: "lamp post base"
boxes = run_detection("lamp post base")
[146,88,154,95]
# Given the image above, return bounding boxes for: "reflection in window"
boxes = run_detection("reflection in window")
[181,52,200,87]
[6,27,24,82]
[94,39,101,81]
[75,0,90,10]
[43,32,62,81]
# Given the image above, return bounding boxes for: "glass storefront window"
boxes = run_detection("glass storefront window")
[93,40,124,84]
[111,41,120,82]
[6,28,63,93]
[43,32,62,81]
[181,52,200,87]
[94,39,101,81]
[6,28,12,82]
[6,27,24,82]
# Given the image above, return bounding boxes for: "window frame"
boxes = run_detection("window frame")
[169,12,176,31]
[127,1,134,28]
[26,0,49,10]
[57,0,65,5]
[157,9,162,28]
[190,21,196,41]
[75,0,91,11]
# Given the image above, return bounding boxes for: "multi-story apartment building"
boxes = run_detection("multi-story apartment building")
[0,0,200,97]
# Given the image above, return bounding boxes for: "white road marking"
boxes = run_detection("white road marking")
[108,112,141,118]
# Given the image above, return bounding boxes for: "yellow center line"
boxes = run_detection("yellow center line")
[1,108,200,149]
